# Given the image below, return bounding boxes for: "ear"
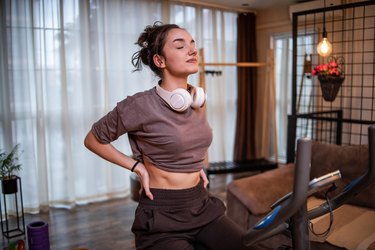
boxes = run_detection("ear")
[153,54,166,68]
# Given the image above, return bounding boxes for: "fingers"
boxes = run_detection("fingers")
[200,169,209,188]
[202,179,209,188]
[144,188,154,200]
[141,176,154,200]
[203,178,209,188]
[134,164,154,200]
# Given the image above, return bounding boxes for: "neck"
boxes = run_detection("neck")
[160,76,188,91]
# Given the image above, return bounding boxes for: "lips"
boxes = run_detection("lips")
[187,58,197,63]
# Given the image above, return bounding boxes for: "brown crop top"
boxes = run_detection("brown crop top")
[91,87,213,173]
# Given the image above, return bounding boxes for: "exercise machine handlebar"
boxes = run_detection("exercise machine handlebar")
[242,138,312,246]
[308,124,375,219]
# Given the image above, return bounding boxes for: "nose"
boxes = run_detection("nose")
[189,45,197,55]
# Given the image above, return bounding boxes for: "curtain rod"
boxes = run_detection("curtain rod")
[170,0,256,13]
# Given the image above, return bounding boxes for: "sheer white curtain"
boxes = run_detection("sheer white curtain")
[273,35,293,163]
[170,4,238,161]
[0,0,237,212]
[273,33,314,162]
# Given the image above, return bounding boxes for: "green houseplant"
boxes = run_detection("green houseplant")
[0,144,22,194]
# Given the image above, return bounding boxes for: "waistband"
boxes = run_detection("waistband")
[138,179,208,208]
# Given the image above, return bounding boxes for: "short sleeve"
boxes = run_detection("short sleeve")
[91,97,142,144]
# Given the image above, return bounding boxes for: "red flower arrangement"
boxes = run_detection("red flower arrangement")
[312,59,343,77]
[312,56,345,102]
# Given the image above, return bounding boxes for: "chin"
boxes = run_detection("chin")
[189,66,199,74]
[177,65,198,76]
[188,69,199,75]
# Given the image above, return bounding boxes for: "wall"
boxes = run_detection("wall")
[254,0,373,159]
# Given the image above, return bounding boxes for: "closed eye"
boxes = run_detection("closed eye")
[173,38,195,49]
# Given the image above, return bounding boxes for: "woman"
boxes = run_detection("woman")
[84,22,252,250]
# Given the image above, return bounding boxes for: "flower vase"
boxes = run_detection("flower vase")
[318,75,345,102]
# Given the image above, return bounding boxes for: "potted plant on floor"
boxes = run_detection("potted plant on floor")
[0,144,22,194]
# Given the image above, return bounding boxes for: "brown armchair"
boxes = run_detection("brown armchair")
[227,142,375,249]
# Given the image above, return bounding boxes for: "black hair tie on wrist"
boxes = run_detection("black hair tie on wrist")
[131,160,140,172]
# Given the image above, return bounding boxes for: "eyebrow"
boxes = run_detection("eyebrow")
[173,38,195,44]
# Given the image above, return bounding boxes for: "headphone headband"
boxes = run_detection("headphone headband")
[156,84,206,112]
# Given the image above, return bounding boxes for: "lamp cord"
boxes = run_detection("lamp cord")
[323,0,327,35]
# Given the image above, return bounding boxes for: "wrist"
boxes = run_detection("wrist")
[131,160,141,172]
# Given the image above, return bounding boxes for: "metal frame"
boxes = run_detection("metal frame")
[287,1,375,163]
[0,176,26,239]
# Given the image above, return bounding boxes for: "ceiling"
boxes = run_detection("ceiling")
[195,0,314,11]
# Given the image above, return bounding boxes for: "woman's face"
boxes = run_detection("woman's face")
[158,28,199,78]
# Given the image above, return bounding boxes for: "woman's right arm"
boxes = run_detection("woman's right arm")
[84,130,154,200]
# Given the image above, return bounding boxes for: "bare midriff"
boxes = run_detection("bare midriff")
[144,159,201,189]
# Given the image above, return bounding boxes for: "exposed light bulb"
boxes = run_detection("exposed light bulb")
[317,37,332,57]
[317,0,332,58]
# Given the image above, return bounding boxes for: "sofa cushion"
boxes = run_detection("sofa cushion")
[310,141,375,209]
[308,196,375,250]
[227,164,294,215]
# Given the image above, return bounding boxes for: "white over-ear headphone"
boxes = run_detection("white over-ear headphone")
[156,84,206,112]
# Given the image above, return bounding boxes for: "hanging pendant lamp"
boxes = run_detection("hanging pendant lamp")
[317,0,332,57]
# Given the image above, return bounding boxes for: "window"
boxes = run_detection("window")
[273,33,314,162]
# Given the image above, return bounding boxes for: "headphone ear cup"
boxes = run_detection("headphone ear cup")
[156,85,192,112]
[191,87,206,109]
[156,85,205,112]
[170,88,192,112]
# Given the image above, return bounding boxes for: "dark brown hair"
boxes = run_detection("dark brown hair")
[132,22,180,78]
